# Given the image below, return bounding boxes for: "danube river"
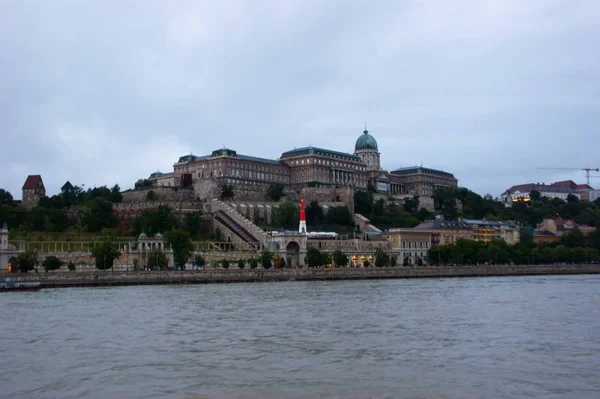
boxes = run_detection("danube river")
[1,275,599,399]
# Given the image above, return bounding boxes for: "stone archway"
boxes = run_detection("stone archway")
[286,241,300,268]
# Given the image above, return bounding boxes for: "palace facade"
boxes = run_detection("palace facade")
[169,128,458,196]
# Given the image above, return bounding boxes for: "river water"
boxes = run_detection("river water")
[1,275,599,399]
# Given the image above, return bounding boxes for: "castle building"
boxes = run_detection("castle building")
[170,128,457,196]
[21,175,46,209]
[501,180,596,206]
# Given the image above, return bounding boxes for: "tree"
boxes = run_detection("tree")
[0,188,13,206]
[237,259,246,269]
[278,257,286,268]
[220,185,235,201]
[222,259,230,269]
[307,247,322,267]
[374,249,390,267]
[403,256,410,266]
[17,251,37,273]
[91,240,121,270]
[194,255,205,269]
[390,255,397,267]
[332,249,348,267]
[110,184,122,203]
[134,205,179,235]
[266,183,285,201]
[166,229,193,270]
[135,179,154,190]
[306,200,324,225]
[529,190,541,201]
[249,258,258,269]
[147,249,168,270]
[354,190,374,214]
[326,206,353,226]
[81,197,117,232]
[560,230,586,248]
[321,252,332,266]
[67,261,76,271]
[146,190,157,201]
[43,255,63,272]
[404,196,419,213]
[363,260,370,268]
[261,249,273,269]
[276,202,299,229]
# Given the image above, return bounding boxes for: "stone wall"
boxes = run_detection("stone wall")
[121,187,197,204]
[4,265,600,287]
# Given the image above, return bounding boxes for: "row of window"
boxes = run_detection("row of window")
[289,157,366,171]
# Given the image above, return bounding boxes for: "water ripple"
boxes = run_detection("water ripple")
[1,276,600,399]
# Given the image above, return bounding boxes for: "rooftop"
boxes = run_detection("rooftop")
[391,166,455,178]
[22,175,44,190]
[280,146,361,162]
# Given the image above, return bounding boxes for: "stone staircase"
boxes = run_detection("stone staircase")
[212,199,268,244]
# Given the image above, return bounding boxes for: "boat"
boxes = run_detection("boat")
[0,277,42,292]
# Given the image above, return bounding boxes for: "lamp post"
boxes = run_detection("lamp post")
[126,244,129,272]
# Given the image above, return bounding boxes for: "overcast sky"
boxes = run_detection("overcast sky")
[1,1,599,200]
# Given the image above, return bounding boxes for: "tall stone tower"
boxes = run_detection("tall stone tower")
[0,222,7,250]
[354,127,380,170]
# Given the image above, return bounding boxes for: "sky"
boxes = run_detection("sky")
[1,0,599,200]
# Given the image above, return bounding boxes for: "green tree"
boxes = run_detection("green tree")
[276,202,299,229]
[17,251,37,273]
[363,260,370,267]
[134,205,179,235]
[403,256,410,266]
[374,248,390,267]
[390,255,397,267]
[146,190,157,201]
[354,190,374,214]
[307,247,322,267]
[529,190,541,201]
[321,252,332,266]
[91,240,121,270]
[278,257,286,268]
[135,179,154,190]
[560,230,586,248]
[81,197,117,232]
[306,200,324,225]
[166,229,193,270]
[403,196,419,213]
[332,249,348,267]
[326,206,353,226]
[0,188,13,206]
[222,259,230,269]
[110,184,122,203]
[249,258,258,269]
[194,255,205,269]
[67,261,76,271]
[237,259,246,269]
[147,249,168,270]
[42,255,63,272]
[220,185,235,200]
[261,249,273,269]
[266,183,285,201]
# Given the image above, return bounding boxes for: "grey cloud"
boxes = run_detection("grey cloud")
[1,0,599,198]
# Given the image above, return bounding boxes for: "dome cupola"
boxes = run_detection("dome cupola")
[355,128,378,151]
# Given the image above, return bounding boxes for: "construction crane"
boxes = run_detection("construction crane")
[537,167,599,185]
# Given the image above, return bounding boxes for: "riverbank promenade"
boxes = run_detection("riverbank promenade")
[3,264,600,288]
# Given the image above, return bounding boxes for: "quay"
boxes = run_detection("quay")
[2,265,600,289]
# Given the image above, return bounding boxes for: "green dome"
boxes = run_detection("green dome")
[155,232,163,239]
[355,129,378,151]
[139,232,147,239]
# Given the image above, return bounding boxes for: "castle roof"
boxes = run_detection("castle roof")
[355,129,378,151]
[391,166,455,178]
[22,175,44,190]
[280,146,361,162]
